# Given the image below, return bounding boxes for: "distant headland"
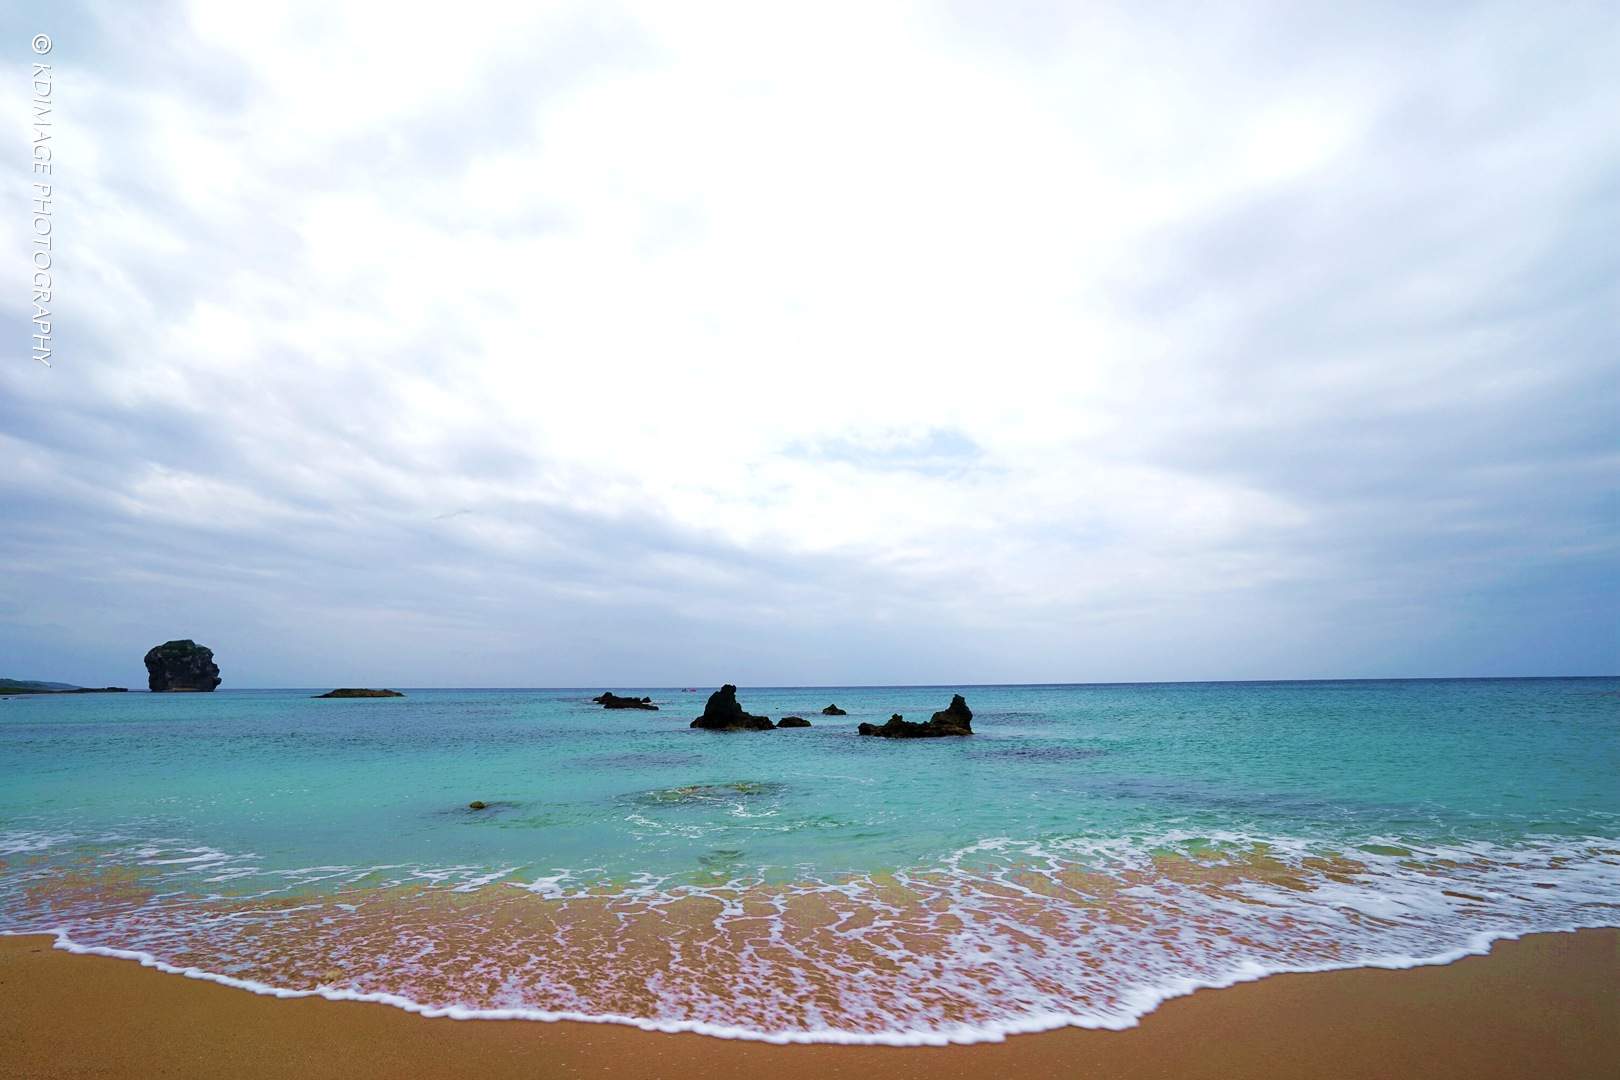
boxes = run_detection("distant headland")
[0,679,128,696]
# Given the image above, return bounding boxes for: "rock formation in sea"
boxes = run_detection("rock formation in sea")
[821,704,847,715]
[143,640,221,693]
[313,688,404,698]
[593,692,659,710]
[857,694,973,738]
[690,684,775,730]
[776,716,812,728]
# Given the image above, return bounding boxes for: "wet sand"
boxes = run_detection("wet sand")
[0,928,1614,1079]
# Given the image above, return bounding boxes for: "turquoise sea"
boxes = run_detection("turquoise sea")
[1,679,1616,1043]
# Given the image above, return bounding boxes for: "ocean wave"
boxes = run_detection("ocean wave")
[2,828,1617,1042]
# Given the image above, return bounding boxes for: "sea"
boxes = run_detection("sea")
[1,679,1616,1044]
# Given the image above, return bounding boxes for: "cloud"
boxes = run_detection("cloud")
[0,0,1614,685]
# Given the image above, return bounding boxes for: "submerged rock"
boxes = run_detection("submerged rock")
[642,781,778,804]
[468,801,487,810]
[857,695,973,738]
[690,684,774,731]
[821,704,847,715]
[593,692,659,710]
[314,688,404,698]
[144,640,221,693]
[777,716,812,728]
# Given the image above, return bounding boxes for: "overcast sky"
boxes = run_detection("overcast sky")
[1,0,1615,688]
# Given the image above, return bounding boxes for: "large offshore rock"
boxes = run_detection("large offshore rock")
[857,695,973,738]
[143,640,221,692]
[690,684,774,731]
[821,704,847,715]
[776,716,812,728]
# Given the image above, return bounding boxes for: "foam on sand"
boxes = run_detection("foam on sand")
[3,829,1616,1043]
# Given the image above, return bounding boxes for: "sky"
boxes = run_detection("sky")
[0,0,1615,689]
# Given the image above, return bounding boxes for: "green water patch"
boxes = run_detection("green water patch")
[968,744,1107,762]
[576,750,707,771]
[630,781,787,807]
[694,848,750,879]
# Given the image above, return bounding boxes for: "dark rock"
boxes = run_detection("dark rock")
[929,694,973,731]
[468,801,487,810]
[690,684,774,730]
[144,640,221,693]
[857,695,973,738]
[821,704,847,715]
[314,688,404,698]
[858,714,906,736]
[777,716,811,728]
[593,692,659,710]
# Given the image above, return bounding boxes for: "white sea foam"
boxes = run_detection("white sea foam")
[0,829,79,855]
[0,922,1593,1047]
[3,830,1617,1044]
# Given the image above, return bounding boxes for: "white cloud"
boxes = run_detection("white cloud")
[0,0,1614,684]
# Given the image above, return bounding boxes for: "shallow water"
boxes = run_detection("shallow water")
[2,679,1616,1042]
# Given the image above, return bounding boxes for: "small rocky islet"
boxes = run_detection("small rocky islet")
[314,688,405,698]
[690,684,775,730]
[857,694,973,738]
[593,692,658,710]
[685,684,970,736]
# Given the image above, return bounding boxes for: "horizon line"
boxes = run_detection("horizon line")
[17,673,1615,693]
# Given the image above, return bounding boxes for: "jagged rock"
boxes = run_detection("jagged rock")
[143,640,221,693]
[593,692,659,710]
[929,694,974,731]
[314,688,404,698]
[857,695,973,738]
[468,801,487,810]
[859,713,906,736]
[690,684,774,731]
[821,704,847,715]
[777,716,811,728]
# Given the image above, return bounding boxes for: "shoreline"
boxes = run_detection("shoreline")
[13,923,1615,1045]
[1,929,1613,1079]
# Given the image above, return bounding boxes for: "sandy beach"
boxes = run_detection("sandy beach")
[1,928,1613,1079]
